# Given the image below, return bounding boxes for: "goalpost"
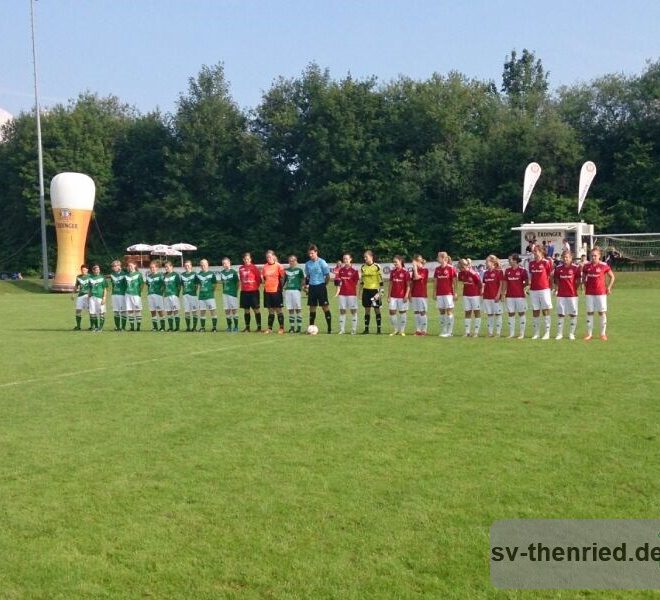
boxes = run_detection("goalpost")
[592,233,660,262]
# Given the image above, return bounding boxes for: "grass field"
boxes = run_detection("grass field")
[0,274,658,599]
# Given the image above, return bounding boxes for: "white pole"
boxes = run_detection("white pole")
[30,0,49,290]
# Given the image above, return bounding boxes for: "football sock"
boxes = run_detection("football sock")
[255,313,262,328]
[495,314,502,336]
[600,315,607,336]
[99,316,105,330]
[192,316,198,330]
[473,317,481,334]
[422,314,428,333]
[439,314,446,334]
[464,317,471,335]
[245,313,251,328]
[289,314,295,326]
[398,312,407,333]
[233,316,238,329]
[375,313,382,331]
[389,314,398,330]
[268,314,275,329]
[339,314,346,332]
[121,312,127,329]
[158,318,165,331]
[226,317,232,328]
[508,316,515,335]
[324,311,332,332]
[151,317,158,330]
[200,318,206,329]
[277,313,284,328]
[310,312,316,326]
[544,315,551,335]
[586,316,594,335]
[532,316,540,336]
[168,317,174,330]
[296,314,302,330]
[91,316,97,329]
[487,315,494,335]
[447,314,454,335]
[114,314,120,329]
[212,317,217,330]
[557,316,565,335]
[519,315,526,336]
[185,316,191,330]
[136,315,141,331]
[569,316,577,336]
[364,313,371,329]
[351,314,358,332]
[76,315,82,328]
[413,314,420,331]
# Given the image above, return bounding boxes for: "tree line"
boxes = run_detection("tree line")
[0,50,658,271]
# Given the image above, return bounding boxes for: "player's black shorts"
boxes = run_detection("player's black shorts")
[264,291,283,309]
[362,288,382,308]
[307,283,329,307]
[240,290,260,309]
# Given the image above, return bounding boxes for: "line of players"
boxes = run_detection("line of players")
[72,244,615,340]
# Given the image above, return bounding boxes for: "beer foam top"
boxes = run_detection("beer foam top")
[50,172,96,210]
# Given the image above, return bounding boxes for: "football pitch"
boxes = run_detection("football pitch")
[0,274,658,599]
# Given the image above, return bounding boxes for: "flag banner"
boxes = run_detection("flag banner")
[522,162,542,213]
[578,161,597,213]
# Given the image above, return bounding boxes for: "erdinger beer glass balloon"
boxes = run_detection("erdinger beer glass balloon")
[50,172,96,292]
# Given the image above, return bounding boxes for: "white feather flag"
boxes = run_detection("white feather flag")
[578,161,597,213]
[522,162,542,213]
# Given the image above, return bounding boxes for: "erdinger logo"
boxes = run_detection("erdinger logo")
[59,209,71,221]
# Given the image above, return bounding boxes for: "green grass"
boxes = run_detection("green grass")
[0,274,659,598]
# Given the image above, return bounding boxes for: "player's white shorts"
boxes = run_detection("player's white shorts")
[198,298,217,311]
[586,294,607,313]
[88,297,106,316]
[339,295,358,310]
[436,294,454,310]
[164,295,180,312]
[125,294,142,311]
[148,294,164,311]
[463,296,481,312]
[223,294,238,311]
[530,289,552,311]
[183,294,198,313]
[75,295,89,311]
[389,298,409,312]
[506,297,527,313]
[284,290,302,310]
[111,294,125,313]
[482,299,502,315]
[557,296,578,315]
[411,297,428,312]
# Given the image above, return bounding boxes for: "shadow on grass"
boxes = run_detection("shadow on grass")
[3,279,52,294]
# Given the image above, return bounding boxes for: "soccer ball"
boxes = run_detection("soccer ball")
[307,325,319,335]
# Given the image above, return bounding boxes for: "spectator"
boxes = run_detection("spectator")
[562,238,571,254]
[547,240,555,257]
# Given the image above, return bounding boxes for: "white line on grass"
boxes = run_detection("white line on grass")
[0,340,275,389]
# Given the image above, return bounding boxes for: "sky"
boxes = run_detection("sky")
[1,0,659,118]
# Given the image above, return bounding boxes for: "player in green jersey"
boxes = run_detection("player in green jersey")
[219,257,239,332]
[87,264,108,332]
[162,261,182,331]
[180,260,199,331]
[283,255,305,333]
[124,261,144,331]
[197,259,218,333]
[72,264,90,330]
[146,261,166,331]
[109,259,127,331]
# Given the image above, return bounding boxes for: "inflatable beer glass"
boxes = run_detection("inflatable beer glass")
[50,172,96,292]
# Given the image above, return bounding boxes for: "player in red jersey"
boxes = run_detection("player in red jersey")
[239,252,262,332]
[553,250,581,340]
[503,253,528,339]
[388,256,411,336]
[458,258,483,337]
[482,255,504,337]
[528,245,554,339]
[410,254,429,335]
[582,247,615,340]
[434,251,458,337]
[336,253,360,334]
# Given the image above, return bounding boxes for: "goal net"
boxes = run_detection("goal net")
[593,233,660,262]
